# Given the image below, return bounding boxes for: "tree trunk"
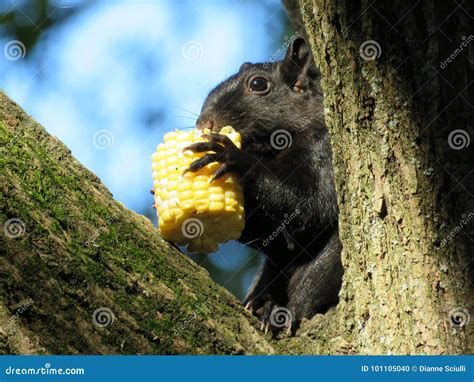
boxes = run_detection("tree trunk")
[0,92,274,355]
[1,0,473,355]
[287,0,473,354]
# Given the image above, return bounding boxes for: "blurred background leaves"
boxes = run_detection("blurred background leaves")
[0,0,292,300]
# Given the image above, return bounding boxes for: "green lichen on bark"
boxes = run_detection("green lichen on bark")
[0,91,274,355]
[298,0,473,354]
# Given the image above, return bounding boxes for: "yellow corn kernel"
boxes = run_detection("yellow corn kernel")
[193,199,210,213]
[209,193,225,202]
[151,126,245,253]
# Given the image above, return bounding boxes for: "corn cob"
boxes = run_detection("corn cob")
[151,126,245,253]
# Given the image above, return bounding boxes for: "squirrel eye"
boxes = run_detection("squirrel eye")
[248,76,270,94]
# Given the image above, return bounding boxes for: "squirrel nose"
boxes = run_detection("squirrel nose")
[196,112,215,131]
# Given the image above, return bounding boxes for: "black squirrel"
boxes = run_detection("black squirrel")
[184,38,343,332]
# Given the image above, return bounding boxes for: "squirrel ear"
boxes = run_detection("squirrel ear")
[239,62,253,72]
[282,37,316,92]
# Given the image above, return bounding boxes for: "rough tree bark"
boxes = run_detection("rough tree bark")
[1,0,473,355]
[0,92,273,355]
[282,0,473,354]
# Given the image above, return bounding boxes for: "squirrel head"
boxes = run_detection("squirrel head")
[196,38,325,155]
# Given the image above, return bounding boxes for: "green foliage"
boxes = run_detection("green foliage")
[0,0,80,53]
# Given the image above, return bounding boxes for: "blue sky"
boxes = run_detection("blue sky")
[0,0,289,298]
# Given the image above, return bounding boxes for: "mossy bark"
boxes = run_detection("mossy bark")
[0,92,274,355]
[289,0,473,354]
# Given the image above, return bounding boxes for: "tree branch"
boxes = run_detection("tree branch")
[0,91,274,354]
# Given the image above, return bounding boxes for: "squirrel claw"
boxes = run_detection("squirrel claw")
[210,164,230,182]
[183,154,218,175]
[201,132,234,148]
[264,323,270,335]
[244,301,254,313]
[183,132,247,177]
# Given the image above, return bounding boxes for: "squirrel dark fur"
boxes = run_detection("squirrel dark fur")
[184,38,343,332]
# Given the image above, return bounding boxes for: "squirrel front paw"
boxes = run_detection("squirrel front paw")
[183,132,250,180]
[244,297,294,335]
